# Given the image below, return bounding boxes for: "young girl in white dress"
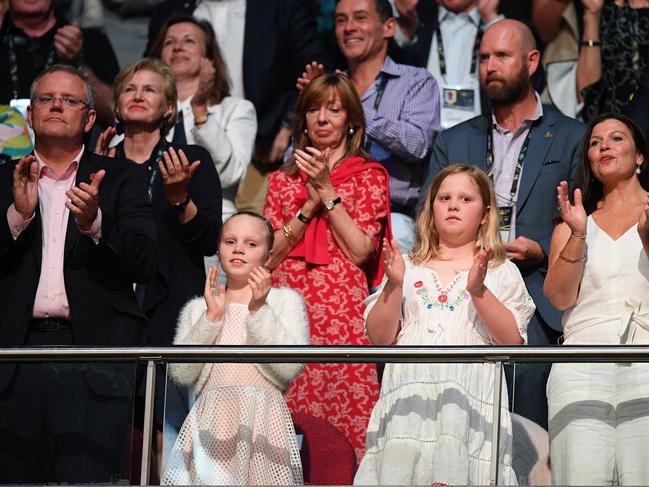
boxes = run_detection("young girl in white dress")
[161,211,309,485]
[354,164,535,486]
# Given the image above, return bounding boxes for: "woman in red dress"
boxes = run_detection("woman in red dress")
[264,73,391,460]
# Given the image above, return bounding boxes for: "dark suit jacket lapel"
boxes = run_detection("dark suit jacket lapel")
[469,116,490,173]
[516,110,556,214]
[64,151,94,259]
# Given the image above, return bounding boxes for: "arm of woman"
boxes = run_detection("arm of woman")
[365,239,405,345]
[263,171,321,270]
[576,1,604,100]
[192,99,258,190]
[544,182,587,309]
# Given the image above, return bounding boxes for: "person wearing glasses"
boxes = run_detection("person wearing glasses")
[0,64,158,483]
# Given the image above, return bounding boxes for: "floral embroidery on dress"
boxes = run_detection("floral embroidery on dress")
[414,272,470,312]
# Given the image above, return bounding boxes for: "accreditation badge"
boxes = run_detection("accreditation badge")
[498,206,514,232]
[441,83,479,130]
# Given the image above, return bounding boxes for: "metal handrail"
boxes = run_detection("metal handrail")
[1,344,649,362]
[5,345,649,485]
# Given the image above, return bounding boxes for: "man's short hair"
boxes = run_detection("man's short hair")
[337,0,394,22]
[29,64,96,109]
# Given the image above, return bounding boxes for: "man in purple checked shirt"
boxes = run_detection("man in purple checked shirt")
[299,0,440,252]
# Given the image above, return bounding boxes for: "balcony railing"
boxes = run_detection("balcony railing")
[3,345,649,485]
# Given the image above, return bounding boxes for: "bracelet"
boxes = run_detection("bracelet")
[170,194,191,213]
[570,232,587,240]
[558,251,587,264]
[283,222,298,241]
[194,114,208,125]
[296,209,312,224]
[580,40,601,47]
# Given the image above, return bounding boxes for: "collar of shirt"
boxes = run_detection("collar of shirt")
[34,145,84,181]
[492,92,544,136]
[359,56,401,102]
[438,5,481,27]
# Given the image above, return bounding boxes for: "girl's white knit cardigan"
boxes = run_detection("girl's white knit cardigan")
[169,287,310,395]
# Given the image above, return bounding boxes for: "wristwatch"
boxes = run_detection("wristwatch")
[170,194,191,213]
[323,196,342,211]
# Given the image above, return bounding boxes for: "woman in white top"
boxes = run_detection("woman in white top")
[545,113,649,485]
[150,14,257,220]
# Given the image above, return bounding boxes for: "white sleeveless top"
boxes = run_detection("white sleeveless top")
[562,215,649,344]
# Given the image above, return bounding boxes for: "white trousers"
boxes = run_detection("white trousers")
[548,363,649,485]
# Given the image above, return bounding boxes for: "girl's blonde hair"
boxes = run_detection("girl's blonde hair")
[410,164,506,265]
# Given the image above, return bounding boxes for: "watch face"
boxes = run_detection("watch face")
[325,201,334,210]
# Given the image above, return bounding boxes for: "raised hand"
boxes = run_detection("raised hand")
[94,126,117,158]
[467,247,493,296]
[248,265,272,313]
[54,23,83,65]
[477,0,500,22]
[159,147,200,206]
[296,61,325,92]
[190,58,216,109]
[13,155,39,221]
[204,266,226,322]
[66,169,105,229]
[294,147,333,191]
[383,238,406,286]
[557,180,587,237]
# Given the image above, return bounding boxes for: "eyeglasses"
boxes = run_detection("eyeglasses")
[32,95,90,109]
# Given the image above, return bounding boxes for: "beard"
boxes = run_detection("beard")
[481,62,530,106]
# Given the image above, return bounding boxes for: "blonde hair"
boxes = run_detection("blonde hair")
[411,164,506,265]
[112,58,178,136]
[285,73,369,175]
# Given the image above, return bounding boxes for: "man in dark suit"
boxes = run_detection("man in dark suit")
[146,0,327,212]
[0,64,157,483]
[425,19,584,429]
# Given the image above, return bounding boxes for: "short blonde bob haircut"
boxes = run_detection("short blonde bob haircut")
[285,72,369,174]
[112,58,178,136]
[410,164,506,266]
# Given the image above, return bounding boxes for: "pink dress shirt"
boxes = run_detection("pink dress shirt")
[6,147,102,318]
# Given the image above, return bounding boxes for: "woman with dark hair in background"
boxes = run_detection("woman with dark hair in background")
[149,14,256,222]
[545,113,649,485]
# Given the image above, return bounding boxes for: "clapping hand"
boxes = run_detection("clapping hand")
[94,126,117,158]
[66,169,105,229]
[383,238,405,286]
[248,266,272,313]
[159,147,200,206]
[294,147,333,191]
[13,155,39,221]
[557,180,587,237]
[204,267,226,322]
[467,247,493,296]
[54,23,83,65]
[190,58,216,109]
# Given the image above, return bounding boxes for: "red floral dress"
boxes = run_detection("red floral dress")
[264,158,389,460]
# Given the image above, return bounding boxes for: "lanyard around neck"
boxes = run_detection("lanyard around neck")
[486,122,535,199]
[435,18,482,80]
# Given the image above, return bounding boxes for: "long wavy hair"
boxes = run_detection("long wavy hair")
[410,164,506,266]
[574,112,649,215]
[285,72,369,175]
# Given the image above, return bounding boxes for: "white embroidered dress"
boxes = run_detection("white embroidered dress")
[354,257,535,485]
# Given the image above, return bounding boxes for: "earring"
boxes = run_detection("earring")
[637,166,642,175]
[303,128,308,134]
[348,127,355,135]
